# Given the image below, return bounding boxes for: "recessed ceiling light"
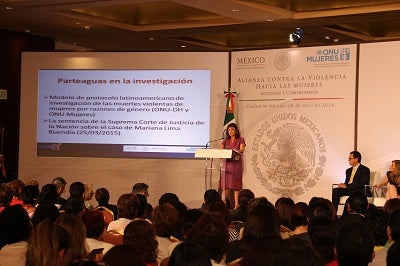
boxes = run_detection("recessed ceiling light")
[83,26,91,30]
[5,6,13,10]
[265,18,274,22]
[231,9,239,12]
[148,37,155,41]
[180,45,187,48]
[24,29,31,33]
[75,22,82,25]
[333,39,339,42]
[324,36,331,40]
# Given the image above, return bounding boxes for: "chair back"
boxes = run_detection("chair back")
[103,229,123,245]
[96,206,114,227]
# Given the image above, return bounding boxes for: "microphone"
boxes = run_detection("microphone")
[205,137,224,148]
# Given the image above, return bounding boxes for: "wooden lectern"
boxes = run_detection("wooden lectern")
[195,148,233,190]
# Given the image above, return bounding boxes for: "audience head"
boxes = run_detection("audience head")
[202,199,230,224]
[168,240,211,266]
[21,185,40,205]
[83,184,94,201]
[347,191,368,215]
[26,219,71,266]
[275,237,324,266]
[123,219,158,264]
[81,209,105,239]
[151,203,179,237]
[31,202,60,227]
[246,197,274,214]
[69,181,85,198]
[38,183,58,205]
[135,193,147,218]
[242,204,281,251]
[52,176,67,195]
[95,187,110,206]
[55,213,89,262]
[117,193,139,220]
[291,202,309,228]
[308,197,336,224]
[335,222,374,266]
[383,198,400,217]
[388,208,400,242]
[364,204,389,246]
[186,214,229,263]
[0,205,31,248]
[275,196,295,230]
[5,179,25,199]
[182,208,203,238]
[0,184,12,208]
[102,245,146,266]
[132,183,150,198]
[308,221,337,264]
[238,188,255,208]
[60,196,86,216]
[203,189,220,206]
[387,240,400,266]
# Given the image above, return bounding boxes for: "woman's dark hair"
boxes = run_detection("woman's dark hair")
[117,193,139,219]
[102,245,146,266]
[95,187,110,206]
[38,184,58,205]
[168,240,211,266]
[224,123,241,138]
[21,185,40,205]
[123,219,158,264]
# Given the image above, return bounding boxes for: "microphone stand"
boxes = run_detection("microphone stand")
[205,137,224,149]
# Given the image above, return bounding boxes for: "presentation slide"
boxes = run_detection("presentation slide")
[37,69,211,158]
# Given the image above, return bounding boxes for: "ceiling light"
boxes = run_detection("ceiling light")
[289,28,304,45]
[5,6,13,10]
[231,9,239,12]
[83,26,91,30]
[180,45,187,48]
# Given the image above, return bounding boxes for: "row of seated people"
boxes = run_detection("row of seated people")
[2,178,400,266]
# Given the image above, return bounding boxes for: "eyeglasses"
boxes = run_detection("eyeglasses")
[348,157,355,160]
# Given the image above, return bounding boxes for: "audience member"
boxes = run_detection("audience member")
[226,203,282,264]
[366,204,389,266]
[0,205,31,265]
[95,187,117,219]
[21,184,39,218]
[158,193,187,241]
[200,189,221,210]
[387,239,400,266]
[123,219,158,266]
[60,196,86,216]
[186,214,229,266]
[275,237,324,266]
[83,183,94,209]
[5,179,24,206]
[31,202,60,227]
[290,201,311,243]
[152,203,180,262]
[336,190,368,230]
[0,154,13,184]
[167,240,211,266]
[26,219,71,266]
[275,196,295,236]
[55,213,89,263]
[37,183,59,207]
[308,219,337,266]
[52,176,67,206]
[383,198,400,217]
[81,209,114,255]
[69,181,85,199]
[0,184,12,213]
[335,222,375,266]
[102,245,146,266]
[308,197,337,224]
[229,189,254,223]
[132,182,153,218]
[107,193,139,233]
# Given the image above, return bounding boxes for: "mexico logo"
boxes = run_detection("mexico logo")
[251,112,326,197]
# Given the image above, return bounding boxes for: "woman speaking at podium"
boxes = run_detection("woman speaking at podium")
[219,122,246,209]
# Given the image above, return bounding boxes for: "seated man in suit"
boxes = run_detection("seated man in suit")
[332,150,370,211]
